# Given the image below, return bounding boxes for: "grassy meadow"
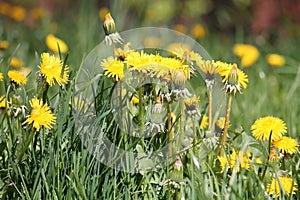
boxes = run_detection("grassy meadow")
[0,0,299,199]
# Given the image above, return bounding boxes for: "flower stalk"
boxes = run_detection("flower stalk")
[219,93,232,156]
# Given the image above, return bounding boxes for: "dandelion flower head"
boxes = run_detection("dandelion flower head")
[38,52,69,86]
[267,176,298,197]
[233,44,259,67]
[101,56,124,81]
[46,34,68,53]
[266,54,285,67]
[251,116,287,141]
[23,98,56,131]
[272,136,298,155]
[8,70,27,85]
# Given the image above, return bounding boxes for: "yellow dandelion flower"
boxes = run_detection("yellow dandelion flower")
[30,7,43,21]
[22,98,56,131]
[184,95,199,107]
[197,60,219,75]
[131,96,139,105]
[216,117,231,129]
[267,176,298,197]
[251,116,287,142]
[101,56,124,81]
[0,72,3,81]
[233,44,259,67]
[38,52,69,86]
[272,136,298,155]
[172,47,202,63]
[168,43,190,55]
[218,155,229,173]
[125,51,156,73]
[46,34,68,53]
[230,150,251,172]
[266,54,285,67]
[0,40,9,50]
[200,115,208,130]
[217,61,248,94]
[10,57,24,68]
[0,95,6,108]
[0,2,11,16]
[8,70,27,85]
[157,56,190,79]
[10,6,26,22]
[192,24,205,40]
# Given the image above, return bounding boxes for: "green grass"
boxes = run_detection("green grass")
[0,0,300,199]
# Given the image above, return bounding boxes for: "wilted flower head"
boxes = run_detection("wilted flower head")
[266,54,285,67]
[22,98,56,131]
[272,136,298,155]
[267,176,298,197]
[197,60,219,89]
[233,44,259,67]
[217,62,248,94]
[46,34,68,53]
[38,52,69,86]
[251,116,287,142]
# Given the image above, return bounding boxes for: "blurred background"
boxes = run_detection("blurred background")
[1,0,300,66]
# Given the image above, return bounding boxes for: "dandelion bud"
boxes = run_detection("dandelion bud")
[173,70,186,86]
[103,12,115,35]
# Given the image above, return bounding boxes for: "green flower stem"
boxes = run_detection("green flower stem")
[208,88,213,130]
[167,102,174,158]
[138,84,144,136]
[212,92,226,131]
[179,97,185,148]
[17,129,35,163]
[193,116,197,148]
[219,93,232,156]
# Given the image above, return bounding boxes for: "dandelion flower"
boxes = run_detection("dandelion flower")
[233,44,259,67]
[0,40,9,50]
[23,98,56,131]
[38,52,69,86]
[200,115,208,130]
[197,60,219,89]
[10,6,26,22]
[251,116,287,141]
[174,24,187,33]
[46,34,68,53]
[101,56,124,81]
[218,155,229,173]
[229,150,251,172]
[0,2,11,16]
[0,95,6,108]
[192,24,205,40]
[103,13,123,45]
[8,70,27,85]
[217,61,248,94]
[266,54,285,67]
[0,72,3,81]
[267,176,298,197]
[272,136,298,155]
[10,57,24,68]
[216,117,231,129]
